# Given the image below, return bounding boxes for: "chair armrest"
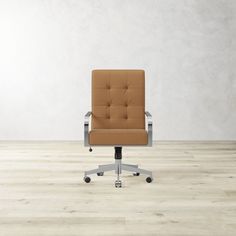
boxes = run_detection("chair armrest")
[84,111,92,146]
[145,111,153,146]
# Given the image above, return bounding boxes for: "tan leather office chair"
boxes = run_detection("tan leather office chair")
[84,70,153,187]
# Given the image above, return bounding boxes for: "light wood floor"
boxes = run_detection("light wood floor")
[0,141,236,236]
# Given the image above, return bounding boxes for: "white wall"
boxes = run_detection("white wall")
[0,0,235,140]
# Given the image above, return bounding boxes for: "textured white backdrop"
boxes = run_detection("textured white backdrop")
[0,0,235,140]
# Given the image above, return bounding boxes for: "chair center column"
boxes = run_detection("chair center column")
[114,147,122,159]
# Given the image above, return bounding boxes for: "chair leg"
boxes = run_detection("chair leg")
[84,162,153,185]
[114,160,122,187]
[84,147,153,186]
[121,164,153,177]
[122,163,138,168]
[84,164,115,176]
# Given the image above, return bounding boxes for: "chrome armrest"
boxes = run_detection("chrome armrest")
[145,111,153,146]
[84,111,92,146]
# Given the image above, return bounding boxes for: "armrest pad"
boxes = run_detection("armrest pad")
[84,112,92,125]
[145,111,152,117]
[145,111,152,124]
[85,111,92,119]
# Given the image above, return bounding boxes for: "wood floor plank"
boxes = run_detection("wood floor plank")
[0,141,236,236]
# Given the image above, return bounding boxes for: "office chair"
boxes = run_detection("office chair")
[84,70,153,187]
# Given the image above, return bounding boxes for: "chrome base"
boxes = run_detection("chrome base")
[84,160,153,187]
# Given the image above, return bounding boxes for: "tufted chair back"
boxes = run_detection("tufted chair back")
[92,70,145,130]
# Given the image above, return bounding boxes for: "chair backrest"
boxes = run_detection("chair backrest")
[92,70,145,129]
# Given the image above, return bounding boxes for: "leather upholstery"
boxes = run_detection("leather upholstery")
[89,129,147,145]
[89,70,147,145]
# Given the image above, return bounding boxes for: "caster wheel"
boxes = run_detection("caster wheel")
[89,147,93,152]
[115,180,122,188]
[84,176,91,183]
[97,172,104,176]
[133,173,140,176]
[146,177,153,183]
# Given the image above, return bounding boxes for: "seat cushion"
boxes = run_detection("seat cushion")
[89,129,148,145]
